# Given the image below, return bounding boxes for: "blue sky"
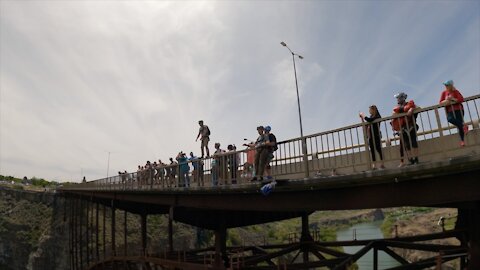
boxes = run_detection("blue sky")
[1,0,479,182]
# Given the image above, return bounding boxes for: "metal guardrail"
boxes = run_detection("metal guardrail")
[64,94,480,191]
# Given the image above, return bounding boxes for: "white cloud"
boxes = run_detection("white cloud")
[1,0,479,181]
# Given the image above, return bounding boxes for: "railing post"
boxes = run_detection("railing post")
[434,108,444,137]
[302,137,310,178]
[361,122,372,169]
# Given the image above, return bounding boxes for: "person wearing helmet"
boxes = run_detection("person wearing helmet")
[263,125,278,179]
[439,80,468,147]
[250,126,267,181]
[392,92,419,167]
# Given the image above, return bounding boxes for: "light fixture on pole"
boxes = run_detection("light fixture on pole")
[280,41,309,177]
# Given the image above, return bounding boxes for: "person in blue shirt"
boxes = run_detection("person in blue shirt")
[176,152,190,187]
[189,152,204,186]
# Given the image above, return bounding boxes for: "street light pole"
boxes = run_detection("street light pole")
[106,151,111,178]
[281,41,309,177]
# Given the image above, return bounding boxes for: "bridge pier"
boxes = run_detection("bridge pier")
[300,213,313,264]
[168,206,174,252]
[141,212,148,256]
[111,199,116,256]
[456,202,480,270]
[214,226,228,269]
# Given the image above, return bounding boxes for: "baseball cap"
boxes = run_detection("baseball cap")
[443,80,454,86]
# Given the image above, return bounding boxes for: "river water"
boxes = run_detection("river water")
[336,221,400,270]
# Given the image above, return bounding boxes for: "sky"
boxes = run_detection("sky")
[1,0,479,182]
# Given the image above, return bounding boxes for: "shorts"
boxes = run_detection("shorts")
[201,137,209,148]
[266,152,274,169]
[401,127,418,150]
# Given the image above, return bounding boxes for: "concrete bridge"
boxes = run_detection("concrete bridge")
[59,94,480,269]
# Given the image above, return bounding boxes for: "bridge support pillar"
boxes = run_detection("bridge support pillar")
[214,226,228,269]
[111,200,116,256]
[168,206,174,252]
[456,203,480,270]
[141,213,148,256]
[300,213,313,264]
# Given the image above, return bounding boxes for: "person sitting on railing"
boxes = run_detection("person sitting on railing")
[439,80,468,147]
[359,105,385,170]
[263,126,278,179]
[392,92,419,167]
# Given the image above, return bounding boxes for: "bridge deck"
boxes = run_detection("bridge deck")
[59,95,480,229]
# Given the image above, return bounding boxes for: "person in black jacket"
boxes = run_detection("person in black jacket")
[360,105,385,169]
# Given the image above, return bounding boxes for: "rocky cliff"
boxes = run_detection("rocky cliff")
[0,187,69,270]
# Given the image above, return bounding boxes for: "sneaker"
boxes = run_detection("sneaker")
[463,124,469,135]
[460,141,465,147]
[398,162,406,168]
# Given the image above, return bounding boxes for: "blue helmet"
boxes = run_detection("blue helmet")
[443,80,454,86]
[260,182,275,196]
[265,126,272,132]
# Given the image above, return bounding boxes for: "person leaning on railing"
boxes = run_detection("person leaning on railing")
[359,105,385,170]
[392,92,419,167]
[439,80,469,147]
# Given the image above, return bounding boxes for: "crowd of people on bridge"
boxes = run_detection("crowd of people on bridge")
[119,120,277,188]
[114,79,469,186]
[359,79,469,169]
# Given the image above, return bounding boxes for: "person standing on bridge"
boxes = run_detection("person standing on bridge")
[250,126,268,182]
[176,152,190,187]
[392,92,419,167]
[439,80,468,147]
[359,105,385,170]
[263,126,278,179]
[196,120,211,158]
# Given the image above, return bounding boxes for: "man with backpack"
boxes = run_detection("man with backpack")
[264,126,277,180]
[195,120,210,158]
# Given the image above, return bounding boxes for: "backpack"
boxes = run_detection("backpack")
[269,134,278,151]
[206,126,211,136]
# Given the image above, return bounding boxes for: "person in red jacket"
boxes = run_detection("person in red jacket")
[439,80,468,146]
[392,92,419,167]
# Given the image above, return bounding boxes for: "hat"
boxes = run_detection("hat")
[257,126,264,130]
[443,80,454,86]
[265,126,271,132]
